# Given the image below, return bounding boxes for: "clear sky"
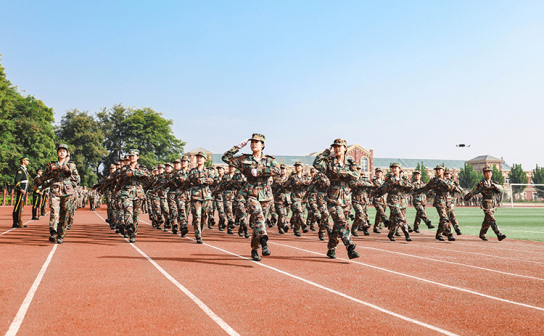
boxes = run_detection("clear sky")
[1,1,543,169]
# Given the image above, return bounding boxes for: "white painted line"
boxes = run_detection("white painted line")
[190,239,459,336]
[453,241,544,254]
[0,228,16,237]
[271,242,544,312]
[358,246,544,282]
[5,245,58,336]
[94,212,240,336]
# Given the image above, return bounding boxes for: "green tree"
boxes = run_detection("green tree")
[97,104,185,171]
[508,164,528,200]
[531,165,544,198]
[55,109,107,186]
[0,57,56,189]
[458,163,482,190]
[415,162,430,182]
[205,156,214,168]
[491,164,504,185]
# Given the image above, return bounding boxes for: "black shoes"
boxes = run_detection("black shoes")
[436,233,445,241]
[455,228,462,235]
[318,233,325,241]
[327,249,336,259]
[180,227,189,237]
[251,250,261,261]
[352,229,358,237]
[363,228,369,236]
[347,244,359,259]
[448,235,456,241]
[388,234,395,241]
[196,237,203,244]
[56,238,63,244]
[498,234,506,241]
[260,237,271,256]
[129,236,136,243]
[480,235,488,241]
[294,230,301,237]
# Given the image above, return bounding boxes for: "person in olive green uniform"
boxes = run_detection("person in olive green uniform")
[371,168,390,233]
[272,164,290,234]
[35,144,80,244]
[285,161,311,236]
[445,169,463,236]
[349,165,373,236]
[464,166,506,241]
[13,157,31,228]
[222,133,280,262]
[32,169,43,220]
[188,152,216,244]
[313,139,360,260]
[410,171,434,233]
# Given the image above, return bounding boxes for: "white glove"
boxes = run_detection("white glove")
[251,169,258,177]
[237,139,249,149]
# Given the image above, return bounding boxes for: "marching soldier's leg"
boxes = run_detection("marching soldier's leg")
[56,196,72,243]
[48,195,61,242]
[247,198,270,261]
[192,201,203,243]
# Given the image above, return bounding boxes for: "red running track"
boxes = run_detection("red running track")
[1,206,543,335]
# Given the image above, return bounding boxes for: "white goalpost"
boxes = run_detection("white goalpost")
[508,183,544,208]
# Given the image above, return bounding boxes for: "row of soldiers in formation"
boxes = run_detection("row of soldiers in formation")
[15,136,506,261]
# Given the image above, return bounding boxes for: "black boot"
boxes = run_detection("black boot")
[260,237,270,256]
[49,230,57,243]
[244,226,250,238]
[497,234,506,241]
[362,228,369,236]
[327,249,336,259]
[426,220,435,229]
[436,232,445,241]
[180,226,189,237]
[238,226,244,237]
[347,244,359,259]
[251,249,261,261]
[172,225,178,234]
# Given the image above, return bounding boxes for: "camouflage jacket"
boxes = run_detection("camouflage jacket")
[413,176,454,208]
[465,179,504,208]
[375,175,413,209]
[272,174,290,205]
[119,163,150,199]
[222,147,280,202]
[410,180,429,204]
[313,149,359,206]
[349,174,373,205]
[187,167,215,201]
[446,178,463,206]
[219,173,238,201]
[285,173,311,201]
[37,161,80,197]
[371,178,386,205]
[306,172,330,203]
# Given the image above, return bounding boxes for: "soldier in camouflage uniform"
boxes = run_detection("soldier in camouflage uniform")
[445,169,463,236]
[222,133,280,261]
[313,139,360,259]
[464,167,506,241]
[375,163,413,242]
[118,149,149,243]
[32,169,43,220]
[413,165,457,241]
[371,168,390,233]
[306,166,331,240]
[36,144,80,244]
[220,165,237,234]
[212,166,227,231]
[160,163,172,231]
[232,168,249,237]
[285,162,311,236]
[187,152,215,244]
[272,164,290,234]
[177,156,191,237]
[410,171,434,233]
[349,165,373,236]
[167,160,181,234]
[146,167,160,229]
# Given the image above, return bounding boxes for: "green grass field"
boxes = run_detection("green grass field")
[363,207,544,242]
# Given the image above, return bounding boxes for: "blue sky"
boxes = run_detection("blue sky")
[1,1,543,169]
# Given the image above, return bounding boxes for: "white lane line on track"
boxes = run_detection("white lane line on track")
[133,219,458,335]
[271,241,544,312]
[408,244,544,265]
[453,241,544,254]
[0,220,34,237]
[5,245,58,336]
[357,246,544,282]
[94,213,240,336]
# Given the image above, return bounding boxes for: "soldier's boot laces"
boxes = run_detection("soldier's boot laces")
[251,249,261,261]
[260,237,271,256]
[327,249,336,259]
[347,244,359,259]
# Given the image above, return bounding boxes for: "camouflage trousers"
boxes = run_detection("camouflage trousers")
[122,196,142,236]
[290,199,306,231]
[373,201,389,228]
[49,194,73,239]
[66,194,77,229]
[480,200,502,237]
[234,198,248,228]
[215,199,225,221]
[151,195,165,226]
[274,202,289,232]
[191,199,211,238]
[388,206,409,236]
[446,203,459,230]
[172,194,187,229]
[307,198,322,228]
[160,196,169,226]
[352,203,369,230]
[223,197,234,222]
[168,193,179,226]
[247,197,272,250]
[413,201,430,229]
[327,203,354,251]
[434,205,452,236]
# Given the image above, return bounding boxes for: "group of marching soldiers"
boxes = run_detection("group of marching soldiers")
[91,139,507,261]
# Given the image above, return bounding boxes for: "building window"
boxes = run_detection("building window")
[361,157,368,171]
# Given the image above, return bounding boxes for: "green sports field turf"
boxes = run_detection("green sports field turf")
[365,207,544,242]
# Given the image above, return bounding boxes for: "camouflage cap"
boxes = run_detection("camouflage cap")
[20,156,29,162]
[173,159,181,164]
[434,165,444,170]
[158,164,165,169]
[249,133,266,143]
[128,149,139,156]
[444,168,452,174]
[280,164,286,169]
[482,166,492,173]
[216,165,224,170]
[123,156,130,161]
[412,170,421,175]
[294,161,303,166]
[165,162,173,167]
[375,167,383,173]
[195,151,208,159]
[57,143,69,151]
[390,163,401,168]
[152,166,158,171]
[330,138,347,147]
[181,155,189,162]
